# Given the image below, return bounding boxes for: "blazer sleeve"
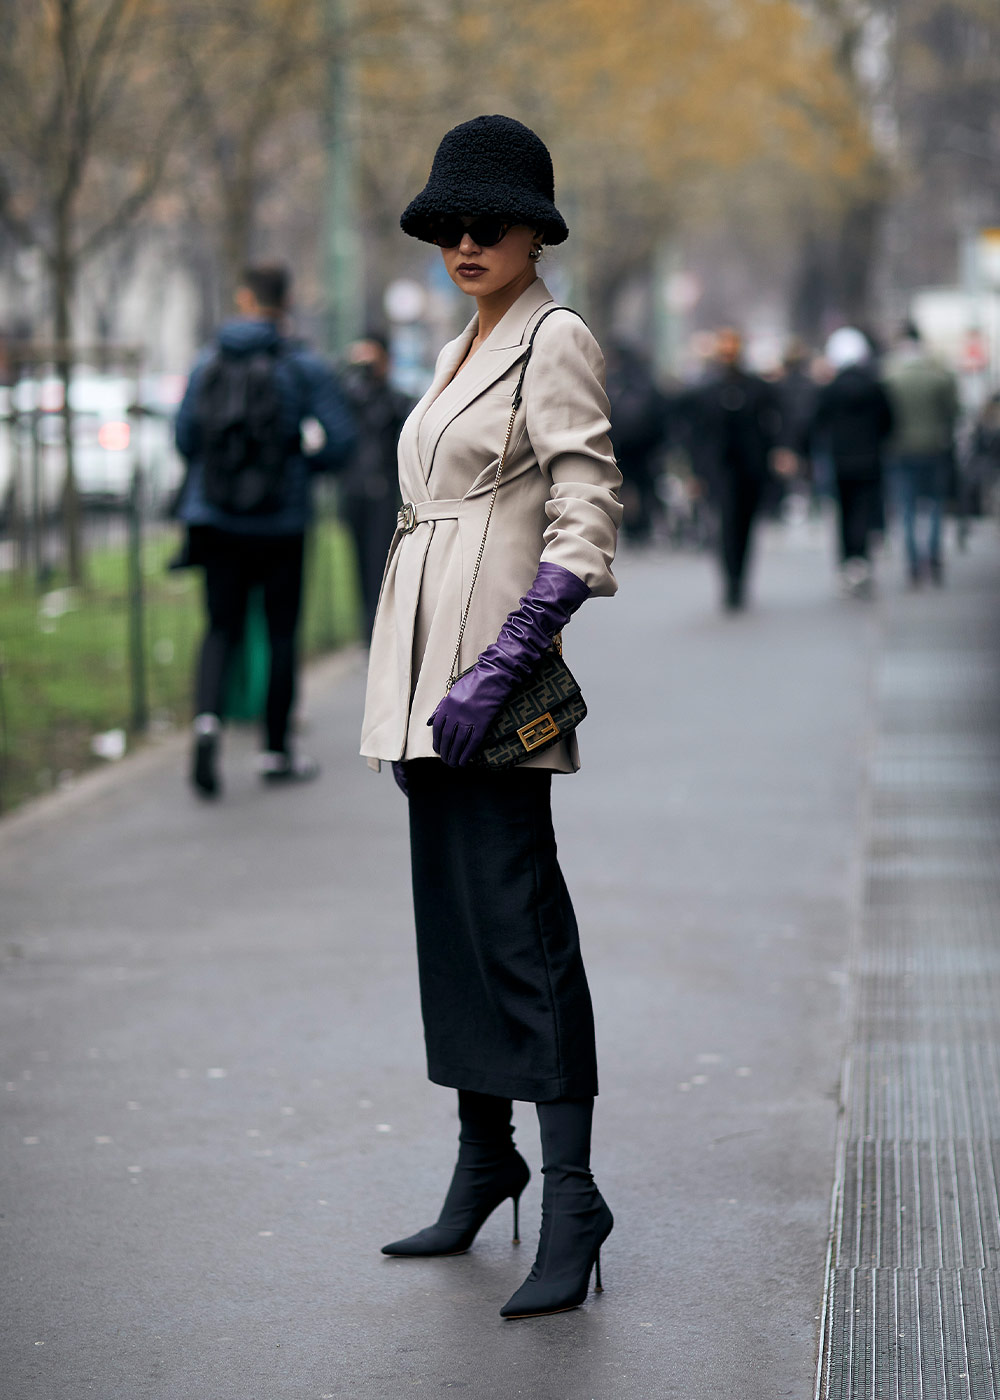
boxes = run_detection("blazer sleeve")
[524,311,623,597]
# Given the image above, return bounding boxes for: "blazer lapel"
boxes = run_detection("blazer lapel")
[418,279,555,486]
[399,324,475,498]
[488,277,554,349]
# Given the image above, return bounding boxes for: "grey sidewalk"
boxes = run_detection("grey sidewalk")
[818,532,1000,1398]
[1,521,996,1399]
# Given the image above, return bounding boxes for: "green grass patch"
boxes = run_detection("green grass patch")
[0,518,361,813]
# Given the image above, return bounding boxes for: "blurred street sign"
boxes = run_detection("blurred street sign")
[384,279,426,324]
[960,327,989,373]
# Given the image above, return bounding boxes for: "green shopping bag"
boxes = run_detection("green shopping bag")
[224,588,270,721]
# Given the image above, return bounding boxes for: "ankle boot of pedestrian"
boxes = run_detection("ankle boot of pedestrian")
[257,750,320,784]
[499,1177,613,1318]
[382,1092,530,1257]
[500,1096,612,1318]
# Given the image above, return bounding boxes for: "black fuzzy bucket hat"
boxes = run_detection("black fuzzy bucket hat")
[400,114,569,245]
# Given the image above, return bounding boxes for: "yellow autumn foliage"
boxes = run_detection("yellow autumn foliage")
[356,0,873,299]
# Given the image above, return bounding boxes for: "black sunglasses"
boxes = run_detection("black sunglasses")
[428,214,516,249]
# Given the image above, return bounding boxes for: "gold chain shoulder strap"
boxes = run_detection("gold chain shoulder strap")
[447,305,585,689]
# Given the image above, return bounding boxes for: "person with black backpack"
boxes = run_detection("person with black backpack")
[175,264,357,797]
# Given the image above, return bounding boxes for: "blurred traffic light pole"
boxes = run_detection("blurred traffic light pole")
[323,0,364,357]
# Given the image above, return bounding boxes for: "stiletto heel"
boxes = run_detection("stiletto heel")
[382,1149,531,1257]
[500,1188,613,1318]
[513,1191,522,1245]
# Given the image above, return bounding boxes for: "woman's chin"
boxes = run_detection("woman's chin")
[452,275,493,297]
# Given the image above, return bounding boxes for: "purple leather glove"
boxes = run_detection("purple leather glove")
[391,761,409,796]
[428,561,591,767]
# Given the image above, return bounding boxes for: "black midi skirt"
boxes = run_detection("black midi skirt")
[406,759,598,1103]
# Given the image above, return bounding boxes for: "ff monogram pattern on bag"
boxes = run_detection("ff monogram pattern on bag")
[468,647,587,769]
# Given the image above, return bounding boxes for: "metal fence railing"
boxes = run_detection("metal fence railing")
[0,348,360,815]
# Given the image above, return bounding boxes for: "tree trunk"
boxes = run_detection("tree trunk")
[582,257,625,347]
[52,0,84,584]
[791,192,887,341]
[836,196,884,328]
[221,168,256,311]
[54,205,83,587]
[791,226,827,340]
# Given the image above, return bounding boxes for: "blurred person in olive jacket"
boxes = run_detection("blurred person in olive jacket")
[883,323,959,586]
[684,327,781,610]
[340,335,413,639]
[809,327,894,597]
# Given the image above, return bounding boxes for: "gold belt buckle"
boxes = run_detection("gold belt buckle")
[517,711,559,753]
[398,502,417,533]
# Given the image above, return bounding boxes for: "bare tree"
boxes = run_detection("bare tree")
[885,0,1000,295]
[355,0,874,342]
[0,0,192,582]
[166,0,416,321]
[785,0,900,336]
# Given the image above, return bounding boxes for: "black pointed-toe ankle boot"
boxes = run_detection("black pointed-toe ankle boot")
[382,1091,530,1258]
[500,1097,613,1318]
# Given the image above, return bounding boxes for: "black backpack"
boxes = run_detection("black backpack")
[196,346,294,514]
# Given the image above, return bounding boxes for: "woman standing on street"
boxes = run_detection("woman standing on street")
[360,115,622,1319]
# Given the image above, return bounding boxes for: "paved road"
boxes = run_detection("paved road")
[1,520,920,1399]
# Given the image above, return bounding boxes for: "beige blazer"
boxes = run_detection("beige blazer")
[360,278,622,772]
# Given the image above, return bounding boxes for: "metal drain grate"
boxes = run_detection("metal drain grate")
[846,1045,1000,1139]
[817,561,1000,1399]
[822,1269,1000,1400]
[836,1139,1000,1268]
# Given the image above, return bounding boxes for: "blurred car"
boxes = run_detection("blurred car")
[0,370,184,520]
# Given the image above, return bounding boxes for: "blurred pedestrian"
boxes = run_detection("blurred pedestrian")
[772,338,818,495]
[360,114,622,1319]
[175,263,356,798]
[685,327,781,610]
[809,327,894,598]
[340,335,412,639]
[605,341,667,546]
[883,322,959,586]
[965,391,1000,527]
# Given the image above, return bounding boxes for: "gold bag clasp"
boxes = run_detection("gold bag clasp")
[517,712,559,753]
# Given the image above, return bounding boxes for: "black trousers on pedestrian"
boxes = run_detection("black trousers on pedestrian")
[341,492,397,641]
[406,760,598,1103]
[193,528,305,753]
[619,455,661,546]
[717,472,763,601]
[834,477,881,562]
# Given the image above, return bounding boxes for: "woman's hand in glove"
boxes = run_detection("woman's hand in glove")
[428,562,590,767]
[429,656,515,766]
